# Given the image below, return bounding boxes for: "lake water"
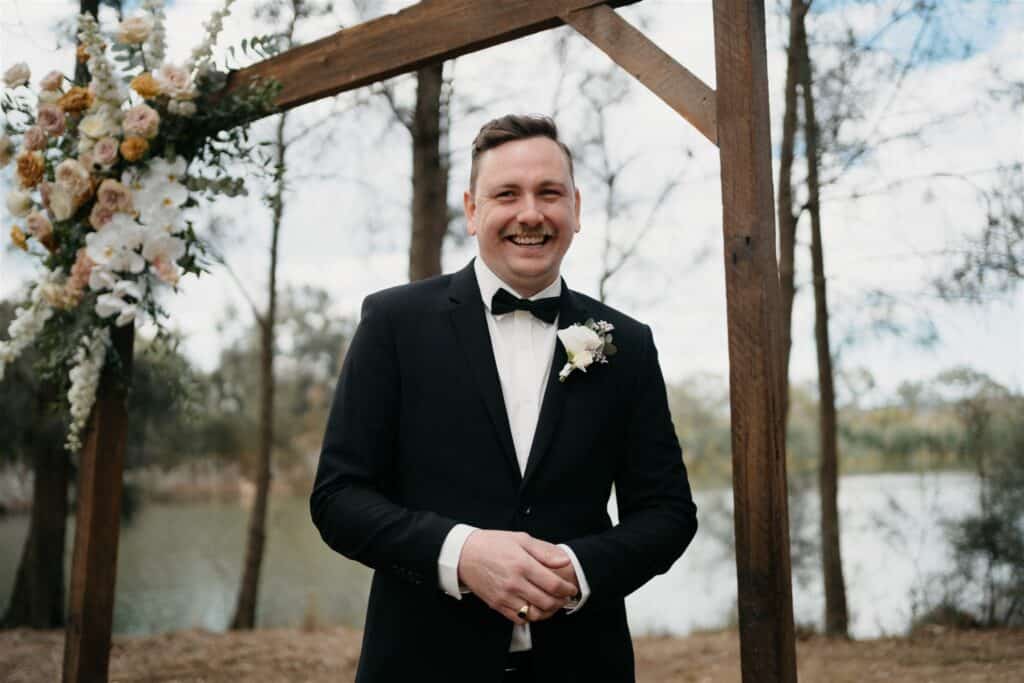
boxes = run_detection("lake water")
[0,471,977,638]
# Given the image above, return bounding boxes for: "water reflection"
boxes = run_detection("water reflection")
[0,472,974,638]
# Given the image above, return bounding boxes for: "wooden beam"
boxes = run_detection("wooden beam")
[711,1,798,682]
[224,0,640,112]
[63,325,133,683]
[564,4,717,145]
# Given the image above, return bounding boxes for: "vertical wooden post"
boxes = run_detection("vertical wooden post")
[711,1,798,681]
[63,325,134,683]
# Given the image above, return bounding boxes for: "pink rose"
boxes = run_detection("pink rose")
[123,104,160,140]
[154,64,195,101]
[25,211,53,240]
[36,104,66,136]
[89,203,115,230]
[23,126,47,151]
[40,70,64,92]
[97,178,133,212]
[92,137,120,168]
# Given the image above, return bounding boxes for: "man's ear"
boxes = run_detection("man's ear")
[573,187,582,232]
[464,190,477,236]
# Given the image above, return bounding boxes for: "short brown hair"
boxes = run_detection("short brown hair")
[469,114,574,191]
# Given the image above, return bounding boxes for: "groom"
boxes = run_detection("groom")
[311,114,697,682]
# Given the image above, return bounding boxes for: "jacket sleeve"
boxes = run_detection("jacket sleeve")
[565,324,698,601]
[310,294,457,587]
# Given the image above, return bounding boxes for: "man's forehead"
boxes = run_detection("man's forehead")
[475,137,572,186]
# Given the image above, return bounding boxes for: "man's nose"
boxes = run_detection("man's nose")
[516,196,544,226]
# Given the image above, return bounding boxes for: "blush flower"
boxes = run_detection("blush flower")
[6,190,33,217]
[154,64,195,100]
[36,104,67,136]
[92,136,120,168]
[55,159,92,198]
[97,179,133,212]
[40,70,64,92]
[25,211,53,241]
[123,104,160,139]
[3,62,30,88]
[23,126,47,151]
[116,15,153,44]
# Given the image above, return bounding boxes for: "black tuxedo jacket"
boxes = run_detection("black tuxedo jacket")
[311,261,697,682]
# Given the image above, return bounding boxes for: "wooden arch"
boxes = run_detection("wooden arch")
[65,2,796,681]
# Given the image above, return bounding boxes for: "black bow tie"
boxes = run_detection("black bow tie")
[490,288,560,324]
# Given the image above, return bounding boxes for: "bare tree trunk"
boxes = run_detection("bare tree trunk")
[230,110,287,630]
[1,382,68,628]
[408,63,449,282]
[777,0,805,427]
[798,16,849,638]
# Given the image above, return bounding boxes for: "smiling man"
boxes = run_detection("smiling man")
[311,114,697,683]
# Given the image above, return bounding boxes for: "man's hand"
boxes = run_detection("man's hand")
[458,530,578,624]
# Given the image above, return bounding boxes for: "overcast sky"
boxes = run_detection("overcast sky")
[2,0,1022,402]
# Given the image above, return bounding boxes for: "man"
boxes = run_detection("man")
[311,114,697,682]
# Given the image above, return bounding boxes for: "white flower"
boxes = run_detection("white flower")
[0,273,58,381]
[3,62,30,88]
[6,190,33,217]
[95,279,144,326]
[88,265,118,292]
[132,157,188,229]
[116,15,153,44]
[65,327,110,453]
[557,320,616,382]
[142,233,185,263]
[85,214,146,274]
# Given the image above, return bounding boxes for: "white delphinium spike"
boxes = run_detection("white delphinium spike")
[0,274,57,381]
[185,0,237,79]
[66,326,110,453]
[142,0,168,66]
[78,13,126,118]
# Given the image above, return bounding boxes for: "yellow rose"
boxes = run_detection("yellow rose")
[10,226,28,251]
[130,72,161,99]
[120,136,149,162]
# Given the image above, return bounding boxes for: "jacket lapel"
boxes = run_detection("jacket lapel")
[521,285,590,489]
[448,262,521,483]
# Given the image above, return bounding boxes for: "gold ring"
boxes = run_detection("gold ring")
[517,604,531,620]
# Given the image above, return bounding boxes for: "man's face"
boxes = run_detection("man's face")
[464,136,581,298]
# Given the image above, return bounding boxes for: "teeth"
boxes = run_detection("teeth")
[509,234,548,245]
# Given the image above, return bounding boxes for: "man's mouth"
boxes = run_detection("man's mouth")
[505,233,551,246]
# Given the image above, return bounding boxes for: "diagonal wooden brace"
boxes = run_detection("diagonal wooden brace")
[563,4,718,145]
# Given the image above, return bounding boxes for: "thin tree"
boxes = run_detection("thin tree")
[229,0,334,630]
[796,10,849,637]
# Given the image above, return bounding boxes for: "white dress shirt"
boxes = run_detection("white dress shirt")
[437,258,592,652]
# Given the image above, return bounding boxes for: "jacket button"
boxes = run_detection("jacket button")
[522,506,532,516]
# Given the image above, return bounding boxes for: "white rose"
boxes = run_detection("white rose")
[47,184,76,221]
[116,16,153,44]
[154,64,195,100]
[3,62,30,88]
[6,190,33,217]
[557,325,603,359]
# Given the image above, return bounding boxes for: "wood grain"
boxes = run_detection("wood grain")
[224,0,641,113]
[564,4,718,145]
[63,325,133,683]
[711,0,799,681]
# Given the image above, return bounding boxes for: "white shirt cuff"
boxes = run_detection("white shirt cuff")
[558,543,591,613]
[438,523,478,599]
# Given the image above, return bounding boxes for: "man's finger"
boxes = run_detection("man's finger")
[520,537,571,569]
[522,560,577,600]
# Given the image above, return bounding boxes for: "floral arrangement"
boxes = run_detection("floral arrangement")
[0,0,279,451]
[557,319,617,382]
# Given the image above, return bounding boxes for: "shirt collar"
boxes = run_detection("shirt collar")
[474,257,562,313]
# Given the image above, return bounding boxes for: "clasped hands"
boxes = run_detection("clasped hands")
[458,529,579,625]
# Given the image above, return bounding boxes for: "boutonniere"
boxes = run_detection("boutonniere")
[557,319,617,382]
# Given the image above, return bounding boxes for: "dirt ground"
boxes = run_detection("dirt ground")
[1,626,1021,682]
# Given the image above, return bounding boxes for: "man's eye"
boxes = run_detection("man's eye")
[496,191,515,199]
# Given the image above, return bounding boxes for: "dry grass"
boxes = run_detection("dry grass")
[1,625,1021,682]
